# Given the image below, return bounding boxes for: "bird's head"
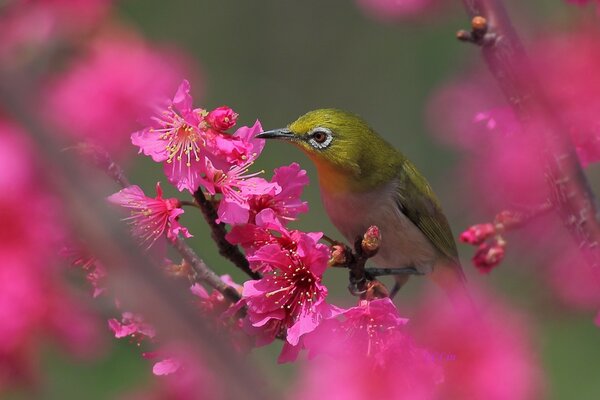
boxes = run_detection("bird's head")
[258,108,381,170]
[257,109,402,192]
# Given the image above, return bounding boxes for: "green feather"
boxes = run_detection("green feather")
[396,159,460,264]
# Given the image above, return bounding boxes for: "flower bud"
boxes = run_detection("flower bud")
[494,210,523,230]
[472,238,506,274]
[206,106,238,131]
[328,244,347,267]
[364,280,389,300]
[361,225,381,253]
[459,223,495,245]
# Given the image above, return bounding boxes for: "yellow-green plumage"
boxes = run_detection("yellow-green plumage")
[258,108,466,294]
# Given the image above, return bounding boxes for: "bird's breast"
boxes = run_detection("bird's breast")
[321,181,437,271]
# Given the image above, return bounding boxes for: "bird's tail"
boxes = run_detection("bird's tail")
[429,260,477,313]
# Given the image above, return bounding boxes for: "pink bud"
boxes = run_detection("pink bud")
[206,106,238,131]
[459,223,495,245]
[362,225,381,253]
[472,238,506,274]
[494,210,523,230]
[328,244,347,267]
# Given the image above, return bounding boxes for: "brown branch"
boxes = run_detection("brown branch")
[171,237,241,303]
[71,141,242,303]
[0,80,274,399]
[329,226,389,299]
[458,1,600,276]
[193,189,261,280]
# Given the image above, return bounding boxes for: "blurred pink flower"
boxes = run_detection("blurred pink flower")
[529,27,600,167]
[108,312,156,340]
[459,223,496,246]
[294,299,440,399]
[108,182,191,247]
[356,0,442,22]
[0,121,103,390]
[472,238,506,274]
[546,244,600,310]
[62,245,107,297]
[152,358,181,376]
[409,290,544,400]
[44,32,194,157]
[0,0,111,63]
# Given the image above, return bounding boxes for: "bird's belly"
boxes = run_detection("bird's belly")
[322,187,437,272]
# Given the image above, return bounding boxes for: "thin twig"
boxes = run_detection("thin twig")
[458,1,600,276]
[193,189,261,280]
[70,141,242,303]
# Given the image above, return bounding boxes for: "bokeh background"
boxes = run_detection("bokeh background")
[5,0,600,398]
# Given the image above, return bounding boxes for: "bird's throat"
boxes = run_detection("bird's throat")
[311,156,367,194]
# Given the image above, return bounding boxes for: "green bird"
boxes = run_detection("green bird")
[257,109,468,298]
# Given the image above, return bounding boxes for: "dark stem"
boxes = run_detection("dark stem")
[333,234,388,299]
[193,189,261,280]
[180,200,200,208]
[171,237,241,303]
[459,0,600,275]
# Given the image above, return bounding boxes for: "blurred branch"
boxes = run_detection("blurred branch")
[193,189,261,280]
[73,142,242,303]
[458,0,600,275]
[0,79,273,399]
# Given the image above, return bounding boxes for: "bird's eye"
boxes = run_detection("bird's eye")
[313,130,327,143]
[307,128,333,149]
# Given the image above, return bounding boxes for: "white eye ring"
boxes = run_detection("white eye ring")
[307,127,333,149]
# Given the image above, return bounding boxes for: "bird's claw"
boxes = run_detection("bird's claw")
[348,276,367,296]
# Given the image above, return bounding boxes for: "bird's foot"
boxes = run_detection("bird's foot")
[364,267,426,278]
[347,275,367,296]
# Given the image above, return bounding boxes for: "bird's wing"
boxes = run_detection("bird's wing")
[395,159,460,264]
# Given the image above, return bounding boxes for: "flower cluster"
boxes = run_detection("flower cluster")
[132,79,263,193]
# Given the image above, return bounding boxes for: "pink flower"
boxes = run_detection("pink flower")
[132,80,265,192]
[152,358,181,376]
[218,163,309,226]
[304,298,409,359]
[356,0,442,22]
[460,223,496,245]
[242,232,335,352]
[294,300,441,399]
[0,0,110,63]
[206,106,238,132]
[43,32,194,156]
[107,182,191,246]
[61,245,107,297]
[132,80,210,191]
[108,312,156,340]
[409,290,544,400]
[227,211,323,272]
[472,238,506,274]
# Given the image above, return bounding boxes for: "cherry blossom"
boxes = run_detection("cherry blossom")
[108,183,191,246]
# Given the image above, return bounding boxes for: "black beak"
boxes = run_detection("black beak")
[256,128,295,140]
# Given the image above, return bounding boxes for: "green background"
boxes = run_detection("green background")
[9,1,600,399]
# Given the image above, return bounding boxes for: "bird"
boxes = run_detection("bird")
[256,108,468,300]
